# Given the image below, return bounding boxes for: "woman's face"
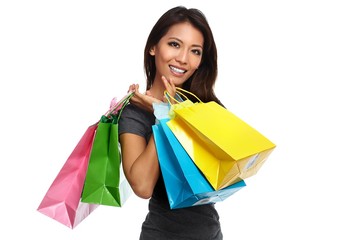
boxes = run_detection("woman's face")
[150,22,203,87]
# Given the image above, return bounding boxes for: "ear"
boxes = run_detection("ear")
[149,47,155,56]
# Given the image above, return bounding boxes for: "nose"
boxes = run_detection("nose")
[175,49,188,64]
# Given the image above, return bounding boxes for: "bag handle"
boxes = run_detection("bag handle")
[115,92,133,120]
[104,92,134,119]
[164,87,202,104]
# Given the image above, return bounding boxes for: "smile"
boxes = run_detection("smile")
[170,65,187,74]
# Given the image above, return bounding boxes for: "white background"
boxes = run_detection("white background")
[1,0,359,239]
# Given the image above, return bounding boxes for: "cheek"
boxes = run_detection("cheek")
[158,47,175,62]
[155,51,170,68]
[190,57,201,70]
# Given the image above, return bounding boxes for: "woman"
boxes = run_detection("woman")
[119,6,224,239]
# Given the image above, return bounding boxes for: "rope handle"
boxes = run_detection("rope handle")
[164,87,202,105]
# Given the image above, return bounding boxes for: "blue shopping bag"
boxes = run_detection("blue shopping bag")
[153,118,246,209]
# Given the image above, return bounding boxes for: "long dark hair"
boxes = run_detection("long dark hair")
[144,6,222,105]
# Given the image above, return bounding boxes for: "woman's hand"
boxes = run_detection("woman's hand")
[128,84,162,112]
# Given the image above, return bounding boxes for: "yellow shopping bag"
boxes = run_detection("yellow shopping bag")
[166,88,276,190]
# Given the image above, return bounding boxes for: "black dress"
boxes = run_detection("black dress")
[119,103,223,240]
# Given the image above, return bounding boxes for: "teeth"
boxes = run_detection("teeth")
[170,66,185,73]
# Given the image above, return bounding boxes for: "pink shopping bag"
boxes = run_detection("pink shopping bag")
[37,124,99,229]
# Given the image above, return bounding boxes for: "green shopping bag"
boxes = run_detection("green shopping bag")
[81,93,133,207]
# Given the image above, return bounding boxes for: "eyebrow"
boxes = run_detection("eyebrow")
[168,37,203,49]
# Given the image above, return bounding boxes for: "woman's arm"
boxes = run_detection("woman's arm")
[120,133,159,199]
[120,76,176,198]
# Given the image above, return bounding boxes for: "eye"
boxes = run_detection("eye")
[192,49,202,56]
[168,41,180,48]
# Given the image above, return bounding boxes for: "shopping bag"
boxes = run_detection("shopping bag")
[166,88,276,190]
[81,93,133,207]
[37,124,99,229]
[153,118,246,209]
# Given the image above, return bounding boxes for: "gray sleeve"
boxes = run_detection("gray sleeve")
[118,104,155,142]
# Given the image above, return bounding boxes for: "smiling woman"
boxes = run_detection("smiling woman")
[149,21,203,86]
[118,6,224,240]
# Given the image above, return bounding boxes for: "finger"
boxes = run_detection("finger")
[162,76,178,104]
[161,75,169,87]
[167,77,176,93]
[161,76,173,93]
[161,76,171,99]
[128,84,133,93]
